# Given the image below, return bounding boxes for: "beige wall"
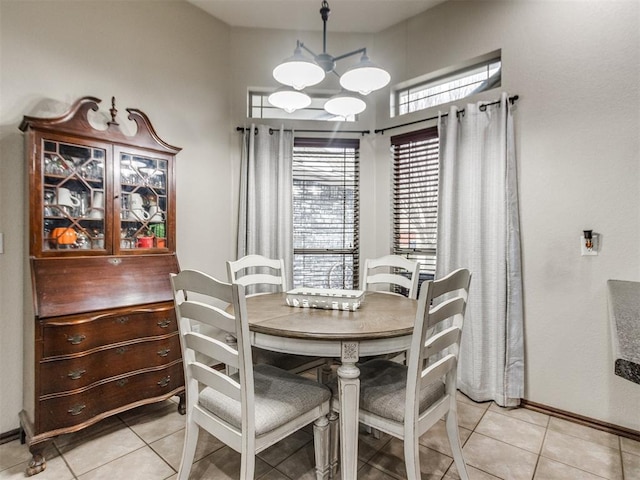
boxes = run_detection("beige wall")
[374,0,640,431]
[1,0,639,435]
[0,0,233,433]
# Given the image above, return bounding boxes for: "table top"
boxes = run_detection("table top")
[244,291,417,341]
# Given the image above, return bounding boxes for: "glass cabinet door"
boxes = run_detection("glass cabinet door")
[118,151,169,251]
[42,140,106,252]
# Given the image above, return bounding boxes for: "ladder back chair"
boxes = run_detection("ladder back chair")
[227,254,331,380]
[171,270,331,480]
[330,268,472,480]
[360,255,420,365]
[361,254,420,299]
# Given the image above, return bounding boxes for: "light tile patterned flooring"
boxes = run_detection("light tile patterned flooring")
[1,393,639,479]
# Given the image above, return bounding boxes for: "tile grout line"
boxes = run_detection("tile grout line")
[124,414,181,477]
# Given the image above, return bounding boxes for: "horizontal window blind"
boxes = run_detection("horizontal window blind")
[391,127,439,277]
[293,138,359,289]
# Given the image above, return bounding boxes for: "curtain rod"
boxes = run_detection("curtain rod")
[374,95,519,135]
[236,126,370,136]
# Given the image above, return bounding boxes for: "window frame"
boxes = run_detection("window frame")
[292,137,360,290]
[249,90,356,122]
[391,51,501,117]
[391,127,439,280]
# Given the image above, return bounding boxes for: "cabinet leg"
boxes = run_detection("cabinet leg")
[177,392,186,415]
[25,440,52,476]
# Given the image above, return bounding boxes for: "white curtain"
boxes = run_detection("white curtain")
[436,93,524,407]
[237,124,294,289]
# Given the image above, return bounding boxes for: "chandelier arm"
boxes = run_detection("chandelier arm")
[299,42,320,59]
[332,47,367,63]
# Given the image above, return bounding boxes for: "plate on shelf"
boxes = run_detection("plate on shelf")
[285,288,364,311]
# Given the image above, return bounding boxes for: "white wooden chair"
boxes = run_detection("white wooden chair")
[330,268,472,480]
[226,254,287,296]
[361,254,420,299]
[227,254,330,379]
[171,270,331,480]
[360,255,420,366]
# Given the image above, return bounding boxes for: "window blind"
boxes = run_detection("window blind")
[391,127,439,276]
[293,137,360,289]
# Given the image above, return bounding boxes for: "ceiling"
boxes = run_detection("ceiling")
[185,0,448,33]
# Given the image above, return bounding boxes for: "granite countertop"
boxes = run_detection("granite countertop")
[607,280,640,385]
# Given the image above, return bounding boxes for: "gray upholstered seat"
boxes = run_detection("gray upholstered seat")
[350,359,444,423]
[200,363,331,435]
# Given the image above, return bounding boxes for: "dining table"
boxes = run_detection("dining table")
[242,291,418,480]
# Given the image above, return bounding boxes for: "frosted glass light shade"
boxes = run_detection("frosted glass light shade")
[268,88,312,113]
[273,47,325,91]
[324,92,366,117]
[340,55,391,95]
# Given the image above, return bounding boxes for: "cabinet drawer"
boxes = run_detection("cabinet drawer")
[40,334,182,396]
[42,307,177,358]
[38,362,184,433]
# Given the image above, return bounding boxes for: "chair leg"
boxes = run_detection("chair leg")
[328,411,339,478]
[403,433,422,480]
[177,422,199,480]
[445,411,470,480]
[319,359,333,384]
[239,450,255,480]
[313,415,331,480]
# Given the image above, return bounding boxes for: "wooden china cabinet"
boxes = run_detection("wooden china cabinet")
[19,96,185,476]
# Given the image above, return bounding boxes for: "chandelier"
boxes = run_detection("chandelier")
[268,1,391,118]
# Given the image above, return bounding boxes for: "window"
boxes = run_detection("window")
[393,53,501,116]
[249,91,356,122]
[293,138,359,289]
[391,127,439,279]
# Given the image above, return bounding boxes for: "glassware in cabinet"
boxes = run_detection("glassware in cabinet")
[118,151,169,251]
[41,140,107,252]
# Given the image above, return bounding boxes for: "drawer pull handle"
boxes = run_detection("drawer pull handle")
[157,348,171,357]
[116,316,129,324]
[67,334,86,345]
[116,378,128,387]
[157,318,172,328]
[108,258,122,265]
[68,369,86,380]
[157,376,170,387]
[68,404,86,416]
[115,346,129,355]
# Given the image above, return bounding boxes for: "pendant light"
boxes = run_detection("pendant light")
[269,1,390,117]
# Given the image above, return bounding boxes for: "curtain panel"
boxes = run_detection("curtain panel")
[436,93,524,407]
[237,124,294,290]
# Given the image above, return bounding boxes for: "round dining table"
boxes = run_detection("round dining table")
[243,291,417,480]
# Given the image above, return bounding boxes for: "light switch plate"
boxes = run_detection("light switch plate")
[580,234,598,256]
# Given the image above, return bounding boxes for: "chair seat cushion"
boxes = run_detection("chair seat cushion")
[199,364,330,435]
[330,359,445,423]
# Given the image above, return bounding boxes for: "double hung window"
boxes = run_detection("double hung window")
[292,138,359,289]
[391,127,439,279]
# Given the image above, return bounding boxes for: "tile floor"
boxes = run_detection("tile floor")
[1,392,639,480]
